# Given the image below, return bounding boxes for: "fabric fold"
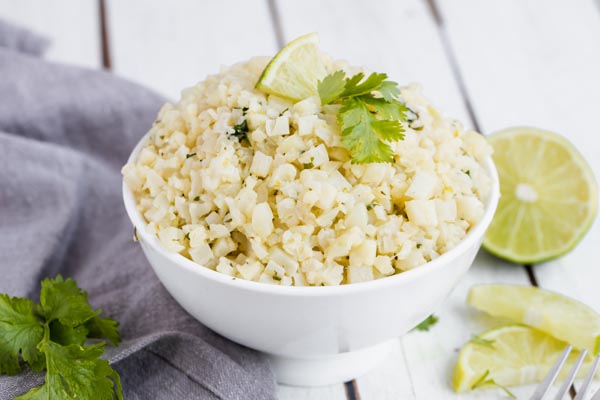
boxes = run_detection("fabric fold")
[0,21,276,400]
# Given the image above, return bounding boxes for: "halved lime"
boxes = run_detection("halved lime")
[483,127,597,264]
[453,325,595,392]
[256,33,327,101]
[468,284,600,354]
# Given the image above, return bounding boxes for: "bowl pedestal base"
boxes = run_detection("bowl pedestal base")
[268,340,395,387]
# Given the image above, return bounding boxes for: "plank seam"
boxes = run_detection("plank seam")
[524,265,539,287]
[425,1,577,398]
[344,380,361,400]
[424,0,544,290]
[98,0,112,70]
[400,339,418,399]
[266,0,285,49]
[423,0,481,134]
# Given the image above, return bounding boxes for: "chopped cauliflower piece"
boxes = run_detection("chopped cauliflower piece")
[124,57,492,286]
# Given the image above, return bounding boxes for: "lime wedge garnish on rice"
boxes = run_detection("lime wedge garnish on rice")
[256,32,327,101]
[468,284,600,354]
[483,127,597,264]
[453,325,596,392]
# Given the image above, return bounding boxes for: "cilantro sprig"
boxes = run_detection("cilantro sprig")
[318,71,409,163]
[0,276,122,399]
[412,314,439,332]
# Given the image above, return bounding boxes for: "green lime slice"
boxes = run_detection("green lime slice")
[483,127,597,264]
[468,284,600,354]
[453,325,596,393]
[256,33,327,101]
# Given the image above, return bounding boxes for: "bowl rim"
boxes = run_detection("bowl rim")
[123,131,500,297]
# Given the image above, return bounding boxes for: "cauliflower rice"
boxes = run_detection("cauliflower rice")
[122,57,492,286]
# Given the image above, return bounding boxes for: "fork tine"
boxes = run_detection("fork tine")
[573,354,600,400]
[530,345,573,400]
[553,349,587,400]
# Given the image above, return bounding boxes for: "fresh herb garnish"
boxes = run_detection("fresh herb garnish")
[193,196,200,201]
[230,119,249,143]
[186,153,196,159]
[303,162,314,169]
[241,106,249,115]
[318,71,408,163]
[412,314,439,332]
[272,272,282,281]
[0,276,122,399]
[470,334,495,349]
[471,370,516,398]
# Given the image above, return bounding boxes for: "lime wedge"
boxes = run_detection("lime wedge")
[468,284,600,354]
[256,33,327,100]
[453,325,595,392]
[483,127,597,264]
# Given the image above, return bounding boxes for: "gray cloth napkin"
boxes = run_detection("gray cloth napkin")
[0,20,276,400]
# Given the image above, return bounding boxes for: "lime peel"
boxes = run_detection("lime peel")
[483,126,597,264]
[453,324,596,393]
[256,33,327,101]
[468,284,600,354]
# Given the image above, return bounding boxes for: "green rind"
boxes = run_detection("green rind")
[255,32,324,100]
[483,126,598,265]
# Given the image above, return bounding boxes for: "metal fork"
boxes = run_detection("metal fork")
[529,345,600,400]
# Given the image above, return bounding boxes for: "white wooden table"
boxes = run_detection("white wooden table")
[2,1,599,398]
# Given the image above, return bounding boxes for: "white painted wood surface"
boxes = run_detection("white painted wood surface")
[106,0,278,100]
[438,0,600,308]
[0,0,100,68]
[1,0,599,398]
[437,1,600,396]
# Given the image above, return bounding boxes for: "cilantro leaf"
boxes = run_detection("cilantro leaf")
[371,120,405,142]
[341,72,387,98]
[49,320,88,347]
[40,276,97,327]
[377,80,401,102]
[338,95,405,163]
[318,70,346,104]
[85,316,122,346]
[318,71,407,163]
[0,294,44,375]
[1,276,123,399]
[15,341,123,400]
[412,314,439,332]
[230,119,249,143]
[361,95,409,121]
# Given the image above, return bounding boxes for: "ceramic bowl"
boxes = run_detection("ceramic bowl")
[123,133,500,386]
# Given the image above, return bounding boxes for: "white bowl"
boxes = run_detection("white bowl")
[123,133,500,386]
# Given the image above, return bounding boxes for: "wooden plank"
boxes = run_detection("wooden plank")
[0,0,100,67]
[398,254,534,400]
[274,0,470,127]
[438,0,600,396]
[437,0,600,308]
[106,0,277,99]
[274,0,534,399]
